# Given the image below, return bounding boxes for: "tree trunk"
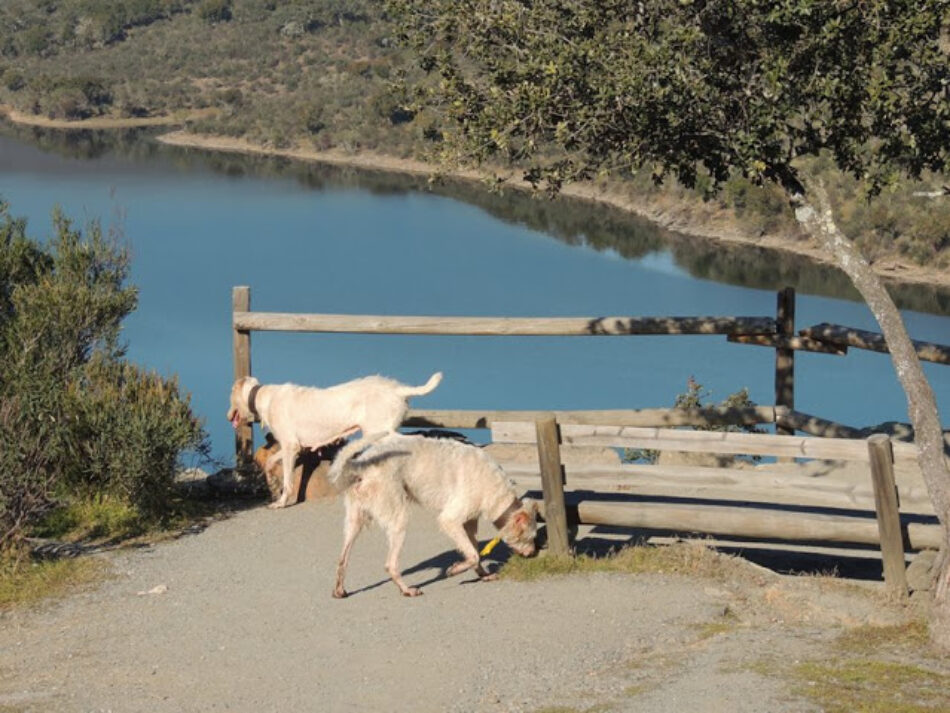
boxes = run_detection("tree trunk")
[787,176,950,649]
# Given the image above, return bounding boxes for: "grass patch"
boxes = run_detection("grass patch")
[792,659,950,713]
[31,497,147,543]
[0,552,108,610]
[500,540,755,583]
[834,621,932,656]
[31,493,229,546]
[782,622,950,713]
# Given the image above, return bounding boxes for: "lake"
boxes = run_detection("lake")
[1,124,947,465]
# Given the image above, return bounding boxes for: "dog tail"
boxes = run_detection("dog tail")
[328,431,389,487]
[397,371,443,398]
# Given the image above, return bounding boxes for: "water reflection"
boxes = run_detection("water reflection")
[3,120,948,316]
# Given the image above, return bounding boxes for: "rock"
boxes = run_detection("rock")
[206,468,268,498]
[906,549,939,593]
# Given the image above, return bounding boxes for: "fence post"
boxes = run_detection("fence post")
[536,415,571,556]
[774,287,796,439]
[233,286,253,468]
[868,434,909,598]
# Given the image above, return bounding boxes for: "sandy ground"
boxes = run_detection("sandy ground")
[0,493,922,713]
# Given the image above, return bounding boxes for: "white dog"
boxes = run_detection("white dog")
[329,433,539,598]
[227,372,442,508]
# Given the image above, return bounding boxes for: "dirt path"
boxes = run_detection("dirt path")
[0,497,919,713]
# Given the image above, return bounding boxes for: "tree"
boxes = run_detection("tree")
[384,0,950,646]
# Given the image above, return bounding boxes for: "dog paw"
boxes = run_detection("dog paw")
[332,589,348,599]
[478,573,499,582]
[268,499,289,510]
[402,587,423,597]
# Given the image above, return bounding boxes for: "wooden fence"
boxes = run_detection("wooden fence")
[231,285,949,590]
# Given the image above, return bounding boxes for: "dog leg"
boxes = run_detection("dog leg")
[271,440,299,509]
[333,499,367,599]
[462,519,497,581]
[440,515,482,578]
[384,510,421,597]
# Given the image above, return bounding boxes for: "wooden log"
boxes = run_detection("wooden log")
[777,410,864,439]
[576,499,942,550]
[727,334,847,356]
[801,323,950,365]
[500,463,937,515]
[778,411,923,465]
[536,416,571,556]
[232,286,253,467]
[233,311,778,336]
[868,435,909,597]
[492,422,888,462]
[404,405,782,430]
[775,287,796,439]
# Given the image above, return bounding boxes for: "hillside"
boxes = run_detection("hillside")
[0,0,947,281]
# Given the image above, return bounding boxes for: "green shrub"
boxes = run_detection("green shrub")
[0,201,208,550]
[198,0,232,24]
[623,377,763,463]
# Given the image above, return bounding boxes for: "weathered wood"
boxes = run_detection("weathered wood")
[233,311,778,336]
[727,334,847,355]
[777,410,865,439]
[536,416,571,556]
[801,323,950,365]
[500,463,937,515]
[576,500,941,550]
[778,410,925,465]
[404,405,782,430]
[775,288,796,438]
[491,422,908,462]
[868,435,910,597]
[232,286,253,466]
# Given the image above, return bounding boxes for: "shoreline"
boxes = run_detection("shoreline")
[0,105,216,130]
[156,130,950,292]
[2,103,947,292]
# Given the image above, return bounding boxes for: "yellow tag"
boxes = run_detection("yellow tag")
[479,536,501,557]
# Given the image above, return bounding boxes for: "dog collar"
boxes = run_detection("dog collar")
[492,498,523,531]
[247,384,262,422]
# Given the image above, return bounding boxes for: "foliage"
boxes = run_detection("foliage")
[0,200,208,550]
[198,0,233,24]
[385,0,948,198]
[623,377,763,464]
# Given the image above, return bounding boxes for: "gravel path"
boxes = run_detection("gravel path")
[0,497,908,712]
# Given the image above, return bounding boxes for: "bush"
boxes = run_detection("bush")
[198,0,232,24]
[0,201,208,550]
[66,359,207,515]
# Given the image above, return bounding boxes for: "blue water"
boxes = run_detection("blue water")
[0,131,947,464]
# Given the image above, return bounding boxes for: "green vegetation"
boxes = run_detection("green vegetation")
[0,553,108,610]
[624,377,763,463]
[789,622,950,713]
[0,0,945,270]
[500,540,755,583]
[0,199,208,553]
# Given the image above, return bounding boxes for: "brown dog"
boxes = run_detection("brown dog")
[253,434,341,504]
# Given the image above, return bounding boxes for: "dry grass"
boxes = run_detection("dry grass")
[500,539,762,583]
[0,553,109,610]
[786,621,950,713]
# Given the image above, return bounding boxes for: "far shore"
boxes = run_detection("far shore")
[2,104,947,291]
[0,104,217,130]
[156,130,950,292]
